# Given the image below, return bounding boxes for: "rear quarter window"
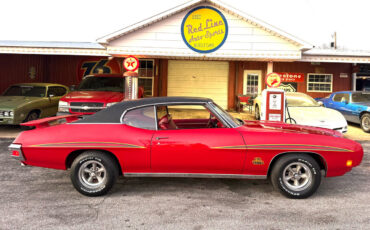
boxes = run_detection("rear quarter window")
[122,106,156,130]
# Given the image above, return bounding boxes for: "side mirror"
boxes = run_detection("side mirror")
[49,94,55,98]
[317,101,323,106]
[70,85,76,91]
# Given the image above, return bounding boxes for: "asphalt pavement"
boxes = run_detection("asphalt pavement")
[1,138,369,230]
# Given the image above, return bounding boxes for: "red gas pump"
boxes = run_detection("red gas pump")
[261,88,286,121]
[261,73,286,122]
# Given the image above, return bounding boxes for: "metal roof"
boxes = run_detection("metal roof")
[0,40,108,56]
[0,40,104,49]
[304,48,370,57]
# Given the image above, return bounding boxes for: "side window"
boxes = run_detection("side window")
[47,87,57,97]
[122,106,156,130]
[56,87,67,96]
[333,93,349,102]
[156,104,224,130]
[333,94,344,102]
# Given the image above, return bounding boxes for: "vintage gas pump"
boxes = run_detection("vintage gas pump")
[123,56,140,100]
[261,72,286,122]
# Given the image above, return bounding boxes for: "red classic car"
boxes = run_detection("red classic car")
[10,97,363,198]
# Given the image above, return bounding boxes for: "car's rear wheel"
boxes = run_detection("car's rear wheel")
[360,113,370,133]
[270,154,321,199]
[71,151,119,196]
[255,105,260,120]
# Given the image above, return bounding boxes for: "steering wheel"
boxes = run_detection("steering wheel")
[207,114,218,128]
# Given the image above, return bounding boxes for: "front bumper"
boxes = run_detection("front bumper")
[9,143,25,162]
[0,117,16,125]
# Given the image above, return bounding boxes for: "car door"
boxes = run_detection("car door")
[151,104,247,174]
[330,93,350,118]
[43,86,67,117]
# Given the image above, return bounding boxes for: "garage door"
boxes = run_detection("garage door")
[168,60,229,108]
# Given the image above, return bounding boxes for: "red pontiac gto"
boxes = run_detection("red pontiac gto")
[9,97,363,198]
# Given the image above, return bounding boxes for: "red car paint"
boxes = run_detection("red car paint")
[12,116,363,178]
[59,74,143,115]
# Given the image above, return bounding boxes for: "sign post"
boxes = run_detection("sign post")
[123,56,140,100]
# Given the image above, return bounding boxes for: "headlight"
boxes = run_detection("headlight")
[59,101,68,107]
[106,102,117,107]
[0,110,14,117]
[58,101,69,112]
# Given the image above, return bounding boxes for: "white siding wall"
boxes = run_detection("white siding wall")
[167,60,229,109]
[108,3,301,59]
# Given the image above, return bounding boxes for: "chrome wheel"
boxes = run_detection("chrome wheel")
[78,160,107,189]
[361,115,370,131]
[282,162,312,192]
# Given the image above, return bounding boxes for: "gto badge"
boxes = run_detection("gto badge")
[252,157,265,165]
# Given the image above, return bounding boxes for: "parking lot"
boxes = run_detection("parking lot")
[1,136,369,229]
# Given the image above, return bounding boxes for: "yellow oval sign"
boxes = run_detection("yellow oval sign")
[181,6,228,53]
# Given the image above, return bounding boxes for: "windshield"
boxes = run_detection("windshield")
[352,93,370,102]
[210,102,242,126]
[3,85,46,97]
[78,77,124,92]
[287,93,319,107]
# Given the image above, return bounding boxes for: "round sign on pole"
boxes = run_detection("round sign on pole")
[123,56,139,72]
[266,72,282,88]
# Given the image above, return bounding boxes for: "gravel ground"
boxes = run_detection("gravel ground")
[0,138,369,230]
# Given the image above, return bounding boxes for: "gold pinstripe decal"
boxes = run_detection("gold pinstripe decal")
[30,141,145,149]
[211,144,353,152]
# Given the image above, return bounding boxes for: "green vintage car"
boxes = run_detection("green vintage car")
[0,83,69,125]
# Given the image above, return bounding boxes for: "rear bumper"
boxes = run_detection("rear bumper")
[9,143,25,162]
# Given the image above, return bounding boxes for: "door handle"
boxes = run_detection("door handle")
[156,137,169,140]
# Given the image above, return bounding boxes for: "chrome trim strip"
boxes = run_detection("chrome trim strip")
[124,173,266,179]
[9,143,25,161]
[66,106,104,110]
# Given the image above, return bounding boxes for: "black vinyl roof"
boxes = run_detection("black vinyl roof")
[75,97,213,123]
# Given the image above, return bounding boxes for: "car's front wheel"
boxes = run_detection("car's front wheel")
[360,113,370,133]
[71,151,119,196]
[270,154,321,199]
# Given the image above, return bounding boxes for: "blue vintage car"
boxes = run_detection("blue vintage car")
[317,91,370,132]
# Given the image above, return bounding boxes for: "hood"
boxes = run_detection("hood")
[61,91,124,103]
[287,106,347,129]
[0,96,41,109]
[243,120,342,137]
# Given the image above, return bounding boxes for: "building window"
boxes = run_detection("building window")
[138,59,154,97]
[245,74,259,94]
[307,74,332,92]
